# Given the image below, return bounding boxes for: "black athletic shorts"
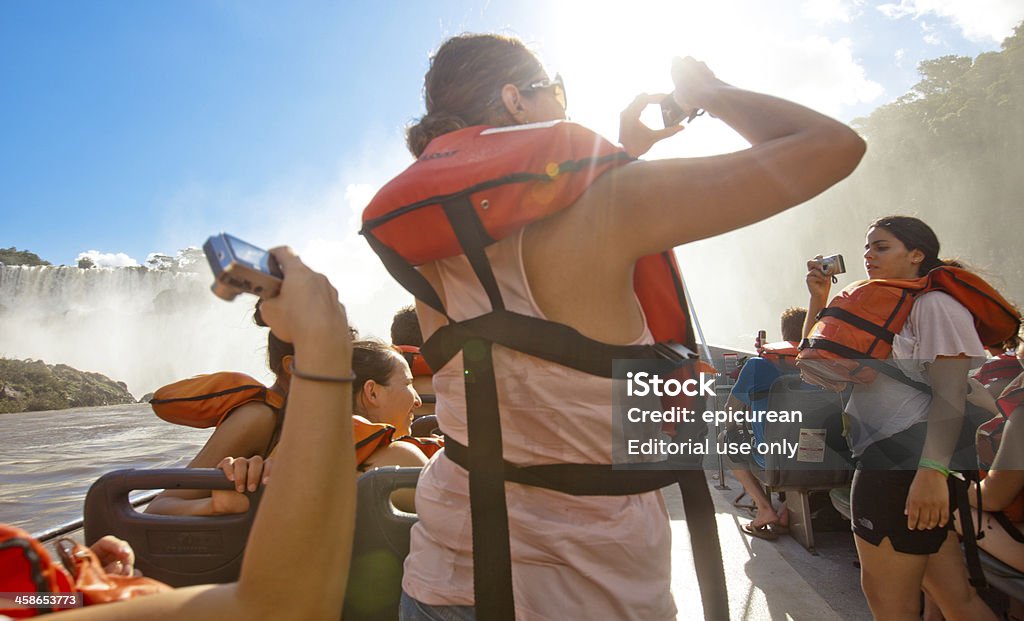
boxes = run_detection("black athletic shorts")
[852,422,958,554]
[851,468,954,554]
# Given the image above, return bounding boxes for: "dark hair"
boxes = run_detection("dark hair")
[868,216,956,277]
[254,301,294,378]
[406,34,543,157]
[254,300,358,378]
[779,307,807,342]
[391,305,423,347]
[352,340,403,409]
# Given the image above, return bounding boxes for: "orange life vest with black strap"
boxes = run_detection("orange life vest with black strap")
[150,372,286,429]
[0,524,170,618]
[361,121,726,621]
[976,380,1024,539]
[151,373,441,467]
[395,345,433,378]
[353,415,443,470]
[797,266,1020,391]
[760,340,800,373]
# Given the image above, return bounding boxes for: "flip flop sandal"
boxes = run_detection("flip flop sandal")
[770,523,790,536]
[742,522,779,541]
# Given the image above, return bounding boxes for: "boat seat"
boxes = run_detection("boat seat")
[84,468,260,587]
[752,376,854,553]
[84,464,423,621]
[343,466,420,621]
[978,547,1024,604]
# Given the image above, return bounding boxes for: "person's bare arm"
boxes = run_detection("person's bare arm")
[802,257,831,339]
[566,59,865,262]
[145,403,277,516]
[906,356,972,530]
[362,441,428,512]
[57,248,356,620]
[977,405,1024,511]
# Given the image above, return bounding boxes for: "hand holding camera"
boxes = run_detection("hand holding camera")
[619,93,686,158]
[204,234,351,371]
[818,254,846,280]
[805,253,845,301]
[204,233,283,301]
[666,56,717,126]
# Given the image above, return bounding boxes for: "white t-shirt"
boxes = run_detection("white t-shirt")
[846,291,986,455]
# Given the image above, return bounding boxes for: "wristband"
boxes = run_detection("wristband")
[918,458,950,477]
[918,458,966,480]
[289,361,356,383]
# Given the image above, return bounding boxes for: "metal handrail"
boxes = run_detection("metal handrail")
[33,489,161,544]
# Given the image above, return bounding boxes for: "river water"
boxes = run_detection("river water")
[0,403,213,536]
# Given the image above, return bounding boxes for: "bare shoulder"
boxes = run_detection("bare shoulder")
[364,441,428,469]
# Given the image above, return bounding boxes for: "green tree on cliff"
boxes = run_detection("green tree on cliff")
[0,247,51,266]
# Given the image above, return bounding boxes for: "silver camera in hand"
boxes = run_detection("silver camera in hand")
[819,254,846,277]
[203,233,282,301]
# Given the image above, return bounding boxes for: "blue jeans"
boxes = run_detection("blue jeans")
[399,592,476,621]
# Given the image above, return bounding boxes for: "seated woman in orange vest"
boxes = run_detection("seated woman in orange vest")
[146,325,432,516]
[956,356,1024,573]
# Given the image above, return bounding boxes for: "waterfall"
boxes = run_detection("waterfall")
[0,264,271,399]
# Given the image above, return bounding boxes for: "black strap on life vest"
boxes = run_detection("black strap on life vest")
[362,171,728,620]
[992,510,1024,544]
[953,471,988,589]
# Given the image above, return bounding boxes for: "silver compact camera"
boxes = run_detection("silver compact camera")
[203,233,282,301]
[819,254,846,277]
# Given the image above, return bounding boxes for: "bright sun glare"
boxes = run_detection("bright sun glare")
[539,1,758,159]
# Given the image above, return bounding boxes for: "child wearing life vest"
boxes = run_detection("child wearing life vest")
[803,216,998,620]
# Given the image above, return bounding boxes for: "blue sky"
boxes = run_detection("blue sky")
[3,0,1023,336]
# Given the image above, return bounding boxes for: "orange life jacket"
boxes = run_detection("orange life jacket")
[361,121,725,620]
[153,373,440,467]
[973,352,1021,387]
[0,525,170,618]
[797,266,1020,390]
[363,121,700,380]
[150,372,285,428]
[353,415,443,469]
[760,341,800,372]
[976,377,1024,528]
[395,344,433,377]
[1,524,75,617]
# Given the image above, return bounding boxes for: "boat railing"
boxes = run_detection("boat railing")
[33,489,161,544]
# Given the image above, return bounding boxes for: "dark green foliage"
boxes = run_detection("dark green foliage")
[0,358,135,414]
[808,21,1024,304]
[0,247,50,266]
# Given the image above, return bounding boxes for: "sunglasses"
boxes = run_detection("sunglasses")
[519,73,567,111]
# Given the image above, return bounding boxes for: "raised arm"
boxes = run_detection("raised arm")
[144,403,277,516]
[60,248,356,621]
[575,58,865,261]
[977,405,1024,511]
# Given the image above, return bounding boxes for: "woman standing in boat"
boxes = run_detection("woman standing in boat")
[381,33,865,620]
[804,216,997,620]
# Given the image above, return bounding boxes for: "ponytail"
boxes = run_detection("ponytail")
[407,112,469,158]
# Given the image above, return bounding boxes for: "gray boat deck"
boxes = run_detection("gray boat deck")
[665,470,871,620]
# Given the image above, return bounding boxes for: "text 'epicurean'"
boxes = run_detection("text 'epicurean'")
[626,372,715,397]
